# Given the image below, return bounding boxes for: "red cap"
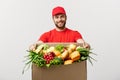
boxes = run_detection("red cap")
[52,6,66,16]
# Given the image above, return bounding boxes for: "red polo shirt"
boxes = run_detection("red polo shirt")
[39,28,82,42]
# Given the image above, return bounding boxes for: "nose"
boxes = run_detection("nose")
[57,17,62,21]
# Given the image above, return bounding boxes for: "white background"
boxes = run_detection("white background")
[0,0,120,80]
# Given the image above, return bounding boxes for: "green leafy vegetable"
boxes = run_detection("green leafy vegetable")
[50,57,63,65]
[76,47,90,56]
[55,44,64,53]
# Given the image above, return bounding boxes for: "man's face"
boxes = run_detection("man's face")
[53,14,67,30]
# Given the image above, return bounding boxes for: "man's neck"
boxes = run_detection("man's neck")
[55,27,66,31]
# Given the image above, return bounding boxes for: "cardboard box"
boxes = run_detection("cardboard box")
[32,43,87,80]
[32,61,87,80]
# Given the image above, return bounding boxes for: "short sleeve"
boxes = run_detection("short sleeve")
[38,32,50,42]
[74,31,83,41]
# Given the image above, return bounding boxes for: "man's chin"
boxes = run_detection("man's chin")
[55,23,66,30]
[56,26,65,29]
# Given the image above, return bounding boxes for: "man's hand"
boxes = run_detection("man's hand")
[77,39,90,49]
[29,44,37,51]
[29,41,43,51]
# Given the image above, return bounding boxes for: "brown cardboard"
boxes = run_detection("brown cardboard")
[32,61,87,80]
[32,43,87,80]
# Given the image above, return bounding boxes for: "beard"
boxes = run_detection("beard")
[55,21,66,30]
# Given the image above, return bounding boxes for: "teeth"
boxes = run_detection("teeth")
[58,22,62,24]
[58,22,63,25]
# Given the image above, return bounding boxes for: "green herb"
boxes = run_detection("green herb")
[50,57,63,65]
[55,44,64,53]
[22,51,46,74]
[76,47,90,57]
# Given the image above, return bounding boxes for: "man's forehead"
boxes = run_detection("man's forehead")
[54,13,66,17]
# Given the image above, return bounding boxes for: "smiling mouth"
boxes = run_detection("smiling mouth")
[58,21,64,24]
[58,22,63,24]
[58,22,64,26]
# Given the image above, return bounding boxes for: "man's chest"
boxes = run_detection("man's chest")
[48,32,75,42]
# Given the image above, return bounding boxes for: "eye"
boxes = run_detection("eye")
[61,15,66,18]
[54,16,59,19]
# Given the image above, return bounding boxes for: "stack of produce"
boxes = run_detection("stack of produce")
[23,43,94,70]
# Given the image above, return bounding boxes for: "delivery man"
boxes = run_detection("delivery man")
[29,6,90,51]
